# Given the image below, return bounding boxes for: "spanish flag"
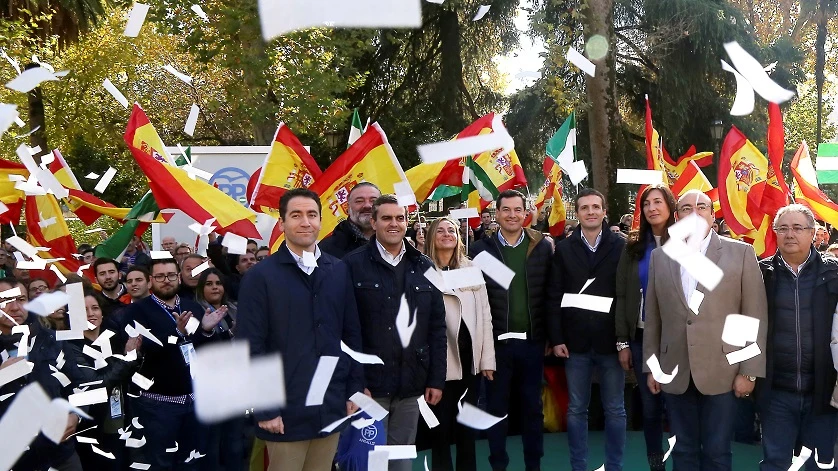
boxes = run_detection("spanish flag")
[248,123,323,213]
[270,123,408,252]
[0,158,29,225]
[539,158,566,237]
[25,194,82,275]
[125,104,260,238]
[48,149,81,190]
[791,141,838,227]
[718,126,777,257]
[645,97,714,185]
[405,114,527,204]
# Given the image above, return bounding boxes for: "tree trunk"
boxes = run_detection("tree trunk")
[26,75,49,156]
[581,0,618,205]
[438,8,468,135]
[816,0,827,146]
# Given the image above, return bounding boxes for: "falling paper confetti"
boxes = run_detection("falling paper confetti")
[646,354,678,384]
[472,5,490,21]
[124,3,151,37]
[566,47,596,77]
[184,104,199,136]
[163,65,193,85]
[102,79,129,109]
[190,4,208,20]
[5,67,59,93]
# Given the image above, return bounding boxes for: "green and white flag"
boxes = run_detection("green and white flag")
[347,109,363,147]
[817,142,838,184]
[546,111,576,169]
[462,156,499,202]
[94,191,160,261]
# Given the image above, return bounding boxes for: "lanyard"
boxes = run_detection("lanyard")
[151,295,184,337]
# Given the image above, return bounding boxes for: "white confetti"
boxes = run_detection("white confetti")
[472,252,515,290]
[417,395,439,428]
[616,169,664,185]
[721,314,760,347]
[163,64,193,85]
[472,4,490,21]
[724,41,795,105]
[395,295,417,349]
[456,401,506,430]
[726,342,762,365]
[340,341,383,365]
[190,4,208,20]
[184,104,199,136]
[132,372,154,390]
[102,79,129,109]
[305,356,339,406]
[646,354,678,384]
[124,3,151,37]
[5,67,58,93]
[566,47,596,77]
[93,167,117,193]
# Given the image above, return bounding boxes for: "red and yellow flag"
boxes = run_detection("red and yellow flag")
[405,114,527,204]
[0,159,29,225]
[48,149,82,190]
[718,126,777,257]
[645,97,713,185]
[270,123,408,252]
[791,141,838,227]
[247,123,323,214]
[125,104,260,238]
[25,194,82,277]
[533,158,566,237]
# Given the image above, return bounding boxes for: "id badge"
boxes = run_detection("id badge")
[179,342,196,365]
[109,388,123,419]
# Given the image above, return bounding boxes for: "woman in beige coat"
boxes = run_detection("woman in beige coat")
[426,217,496,471]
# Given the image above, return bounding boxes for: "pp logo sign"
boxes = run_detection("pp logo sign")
[361,424,378,441]
[210,167,251,207]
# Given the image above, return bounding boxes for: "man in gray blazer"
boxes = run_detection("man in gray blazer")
[643,190,767,471]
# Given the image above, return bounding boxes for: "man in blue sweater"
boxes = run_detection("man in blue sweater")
[238,188,364,471]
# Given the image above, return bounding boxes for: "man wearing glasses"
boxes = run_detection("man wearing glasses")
[643,190,767,471]
[756,204,838,470]
[124,258,226,469]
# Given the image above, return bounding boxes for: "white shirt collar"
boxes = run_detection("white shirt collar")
[498,230,526,248]
[779,249,813,277]
[582,229,603,252]
[287,244,321,275]
[376,239,406,266]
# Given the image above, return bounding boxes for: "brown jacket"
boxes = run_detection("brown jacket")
[643,232,767,395]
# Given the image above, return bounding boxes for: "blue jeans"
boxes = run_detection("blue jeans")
[760,389,838,471]
[663,380,736,471]
[486,340,544,470]
[565,351,626,471]
[131,395,208,470]
[631,335,665,456]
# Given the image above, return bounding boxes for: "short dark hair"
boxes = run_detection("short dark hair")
[125,265,150,281]
[77,244,92,253]
[93,257,119,274]
[81,248,95,256]
[496,189,526,210]
[372,194,405,220]
[480,209,492,216]
[257,246,269,253]
[149,258,178,273]
[348,182,380,200]
[279,188,321,220]
[246,239,257,246]
[574,188,606,212]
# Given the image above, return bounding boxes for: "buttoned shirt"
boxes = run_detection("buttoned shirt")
[376,240,406,266]
[287,245,321,275]
[680,231,713,301]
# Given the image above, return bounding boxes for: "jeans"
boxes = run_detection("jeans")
[760,389,838,471]
[663,379,736,471]
[374,395,422,471]
[132,395,208,470]
[431,375,478,471]
[205,415,247,471]
[565,350,626,471]
[486,340,544,470]
[630,334,665,456]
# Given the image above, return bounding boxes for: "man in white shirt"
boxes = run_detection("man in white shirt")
[643,190,767,471]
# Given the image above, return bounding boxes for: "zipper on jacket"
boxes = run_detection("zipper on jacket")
[795,272,802,392]
[491,239,511,336]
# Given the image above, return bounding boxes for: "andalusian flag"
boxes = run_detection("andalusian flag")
[792,141,838,227]
[175,146,191,167]
[816,143,838,184]
[125,104,260,238]
[348,109,363,147]
[533,158,566,237]
[0,158,29,225]
[25,194,82,275]
[462,156,499,202]
[406,114,527,204]
[248,123,323,213]
[48,149,81,190]
[95,192,160,260]
[718,126,777,257]
[270,123,408,252]
[546,112,576,168]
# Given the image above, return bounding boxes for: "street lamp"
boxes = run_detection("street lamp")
[710,119,724,142]
[324,130,343,150]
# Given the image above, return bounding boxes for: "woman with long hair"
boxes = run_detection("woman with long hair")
[195,268,237,339]
[67,290,141,470]
[615,184,677,471]
[425,217,495,471]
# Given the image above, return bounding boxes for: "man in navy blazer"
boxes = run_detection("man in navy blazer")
[237,188,364,471]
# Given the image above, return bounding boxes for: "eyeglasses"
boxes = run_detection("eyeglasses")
[774,225,813,235]
[677,204,710,214]
[152,273,179,282]
[31,285,48,293]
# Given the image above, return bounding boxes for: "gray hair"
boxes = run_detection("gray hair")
[773,204,816,229]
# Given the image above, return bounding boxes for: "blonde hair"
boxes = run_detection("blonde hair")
[425,217,467,269]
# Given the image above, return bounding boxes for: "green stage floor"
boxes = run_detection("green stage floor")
[413,431,763,470]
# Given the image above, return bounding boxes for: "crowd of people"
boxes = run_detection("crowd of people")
[0,180,836,471]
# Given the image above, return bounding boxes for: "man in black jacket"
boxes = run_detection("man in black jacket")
[238,188,364,471]
[469,189,552,471]
[125,258,225,470]
[757,204,838,470]
[550,188,626,471]
[320,182,380,258]
[344,194,446,471]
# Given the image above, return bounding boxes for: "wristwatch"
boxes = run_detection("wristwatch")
[742,375,756,382]
[616,342,630,352]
